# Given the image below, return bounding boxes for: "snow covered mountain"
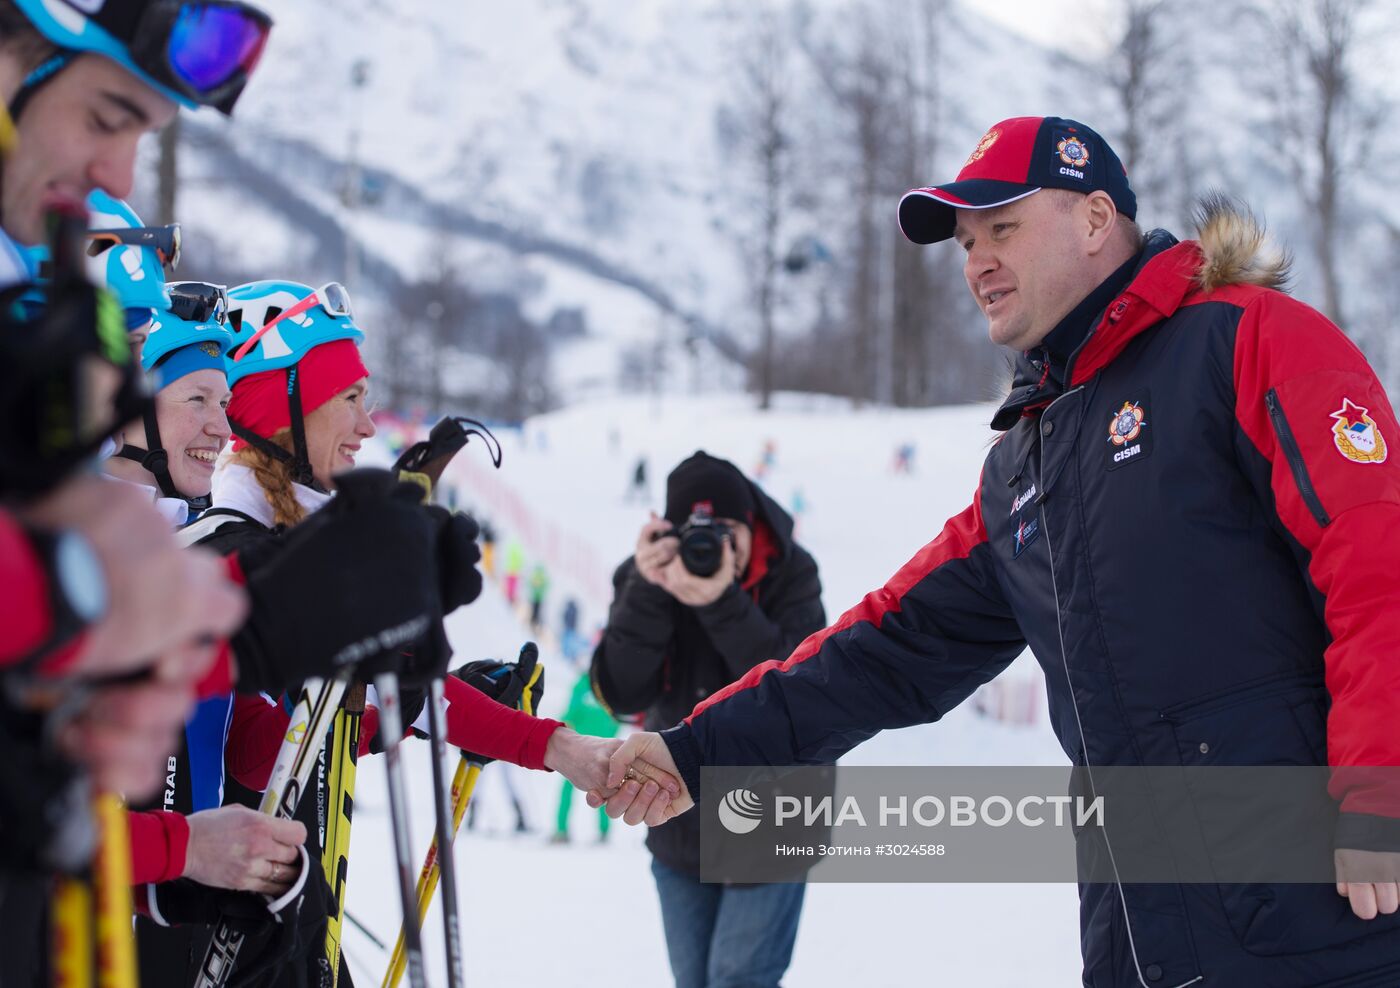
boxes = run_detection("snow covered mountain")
[131,0,1399,405]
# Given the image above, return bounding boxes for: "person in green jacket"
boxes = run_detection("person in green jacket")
[528,562,550,632]
[552,670,620,843]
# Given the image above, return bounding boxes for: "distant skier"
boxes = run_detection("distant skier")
[551,671,620,844]
[528,562,550,632]
[892,441,916,474]
[480,520,498,579]
[560,597,584,664]
[503,538,526,605]
[790,487,808,537]
[626,455,649,503]
[753,438,777,481]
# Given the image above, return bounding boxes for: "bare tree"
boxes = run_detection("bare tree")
[156,117,179,225]
[1244,0,1386,326]
[718,5,795,411]
[1105,0,1197,227]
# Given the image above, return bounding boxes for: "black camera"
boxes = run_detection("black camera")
[677,508,733,578]
[655,506,733,578]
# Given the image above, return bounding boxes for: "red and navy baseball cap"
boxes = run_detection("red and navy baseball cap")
[898,116,1137,245]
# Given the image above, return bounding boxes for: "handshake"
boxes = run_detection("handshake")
[550,731,694,827]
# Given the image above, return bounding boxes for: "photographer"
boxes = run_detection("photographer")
[592,450,825,988]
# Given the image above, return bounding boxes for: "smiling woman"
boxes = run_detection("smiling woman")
[215,279,372,528]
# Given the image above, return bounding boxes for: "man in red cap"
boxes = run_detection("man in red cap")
[600,117,1400,986]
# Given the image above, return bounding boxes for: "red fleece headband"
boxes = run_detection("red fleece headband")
[228,339,369,450]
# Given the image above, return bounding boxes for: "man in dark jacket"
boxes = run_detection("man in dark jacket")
[592,450,825,988]
[599,118,1400,987]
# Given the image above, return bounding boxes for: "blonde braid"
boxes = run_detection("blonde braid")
[231,428,307,529]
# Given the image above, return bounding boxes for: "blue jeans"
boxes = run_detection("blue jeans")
[651,858,806,988]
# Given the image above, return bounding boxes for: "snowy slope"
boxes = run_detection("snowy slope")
[341,394,1081,987]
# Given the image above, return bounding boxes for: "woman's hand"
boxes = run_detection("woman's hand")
[182,805,307,895]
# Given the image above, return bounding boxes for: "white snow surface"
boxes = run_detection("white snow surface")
[342,393,1082,986]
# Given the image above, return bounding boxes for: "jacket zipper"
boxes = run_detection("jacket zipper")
[1038,387,1202,988]
[1264,390,1331,528]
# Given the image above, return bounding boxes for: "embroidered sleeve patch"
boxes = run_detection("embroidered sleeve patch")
[1331,398,1388,464]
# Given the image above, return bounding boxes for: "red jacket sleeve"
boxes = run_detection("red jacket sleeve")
[225,692,290,792]
[1231,288,1400,826]
[358,677,562,769]
[128,810,190,885]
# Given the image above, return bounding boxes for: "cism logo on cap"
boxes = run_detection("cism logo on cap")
[898,116,1136,245]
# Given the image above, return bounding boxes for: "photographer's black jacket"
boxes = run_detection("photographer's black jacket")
[592,482,825,876]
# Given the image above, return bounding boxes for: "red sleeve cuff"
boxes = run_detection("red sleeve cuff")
[127,810,190,885]
[519,717,562,772]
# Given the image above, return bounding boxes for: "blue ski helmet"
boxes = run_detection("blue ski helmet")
[20,191,169,329]
[142,304,233,391]
[224,280,362,388]
[85,189,169,326]
[10,0,273,116]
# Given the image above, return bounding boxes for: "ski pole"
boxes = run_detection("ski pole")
[382,646,541,988]
[323,682,368,987]
[374,672,427,988]
[194,673,351,988]
[48,796,139,988]
[424,677,464,988]
[92,794,138,988]
[380,757,482,988]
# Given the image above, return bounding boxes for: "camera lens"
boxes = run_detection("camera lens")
[679,527,724,577]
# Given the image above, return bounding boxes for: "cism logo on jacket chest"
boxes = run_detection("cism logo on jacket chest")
[1106,396,1153,471]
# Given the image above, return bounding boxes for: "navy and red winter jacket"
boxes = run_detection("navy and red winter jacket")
[663,205,1400,987]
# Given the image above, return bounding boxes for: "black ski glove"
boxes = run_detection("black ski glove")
[427,506,483,612]
[452,644,544,765]
[230,469,444,693]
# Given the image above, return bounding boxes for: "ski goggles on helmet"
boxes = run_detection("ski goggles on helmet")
[166,280,227,325]
[88,224,182,272]
[110,1,272,114]
[231,283,355,362]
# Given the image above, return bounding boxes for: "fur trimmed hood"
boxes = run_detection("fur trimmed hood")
[1191,192,1292,294]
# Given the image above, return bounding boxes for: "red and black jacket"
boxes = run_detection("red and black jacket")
[664,213,1400,986]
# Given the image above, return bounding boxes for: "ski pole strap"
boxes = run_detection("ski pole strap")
[521,659,543,716]
[396,470,432,502]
